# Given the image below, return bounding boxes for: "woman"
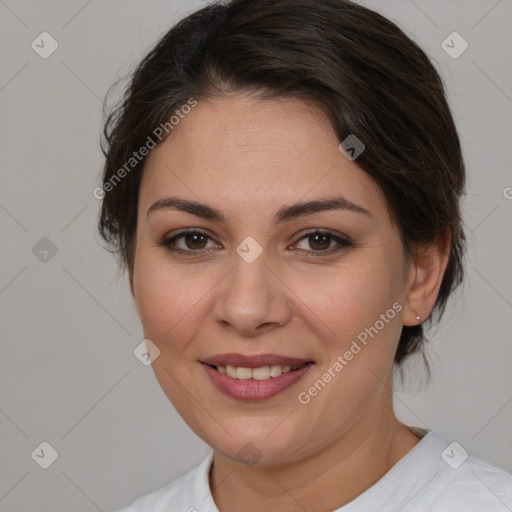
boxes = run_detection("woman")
[99,0,512,510]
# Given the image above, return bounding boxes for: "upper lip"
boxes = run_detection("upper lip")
[201,353,312,368]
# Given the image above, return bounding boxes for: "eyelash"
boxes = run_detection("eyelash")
[155,229,353,258]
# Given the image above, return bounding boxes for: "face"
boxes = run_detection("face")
[131,94,414,465]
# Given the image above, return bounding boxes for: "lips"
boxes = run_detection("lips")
[202,353,311,368]
[200,353,314,400]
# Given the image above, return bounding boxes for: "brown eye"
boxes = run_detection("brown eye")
[156,230,219,254]
[293,230,353,256]
[308,233,331,250]
[182,232,209,250]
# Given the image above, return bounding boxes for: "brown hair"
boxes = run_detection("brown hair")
[98,0,466,365]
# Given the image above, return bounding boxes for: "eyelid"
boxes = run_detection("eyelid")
[289,230,353,257]
[166,228,215,240]
[156,228,353,257]
[162,229,220,249]
[291,228,353,246]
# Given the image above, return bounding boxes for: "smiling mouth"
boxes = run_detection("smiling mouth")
[206,363,308,380]
[200,355,314,400]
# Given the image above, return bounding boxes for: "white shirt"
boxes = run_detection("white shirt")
[115,430,512,511]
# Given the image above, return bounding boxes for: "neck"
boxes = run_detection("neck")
[209,403,420,511]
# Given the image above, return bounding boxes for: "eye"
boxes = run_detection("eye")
[155,230,220,255]
[155,229,353,258]
[292,230,353,256]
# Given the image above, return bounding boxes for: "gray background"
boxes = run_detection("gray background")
[0,0,511,510]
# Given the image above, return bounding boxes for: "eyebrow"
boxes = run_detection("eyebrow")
[146,196,371,224]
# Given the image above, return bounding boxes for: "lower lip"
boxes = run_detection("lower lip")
[201,362,313,401]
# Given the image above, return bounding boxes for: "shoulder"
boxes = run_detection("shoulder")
[368,429,512,512]
[113,453,216,512]
[423,441,512,511]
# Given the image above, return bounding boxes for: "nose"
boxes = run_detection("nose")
[213,250,293,337]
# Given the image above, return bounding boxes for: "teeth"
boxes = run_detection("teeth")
[269,364,283,378]
[252,366,270,380]
[215,364,301,380]
[235,367,252,379]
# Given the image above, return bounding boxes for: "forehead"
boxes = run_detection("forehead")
[140,94,385,220]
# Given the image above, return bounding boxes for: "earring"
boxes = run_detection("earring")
[415,312,421,322]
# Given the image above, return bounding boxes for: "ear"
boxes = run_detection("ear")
[403,229,451,326]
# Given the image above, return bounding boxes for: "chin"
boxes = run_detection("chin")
[201,420,311,467]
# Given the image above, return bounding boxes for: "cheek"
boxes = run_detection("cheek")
[301,255,403,346]
[304,253,405,396]
[132,253,208,346]
[132,254,210,410]
[294,269,403,445]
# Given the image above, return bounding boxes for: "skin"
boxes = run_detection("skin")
[130,93,450,511]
